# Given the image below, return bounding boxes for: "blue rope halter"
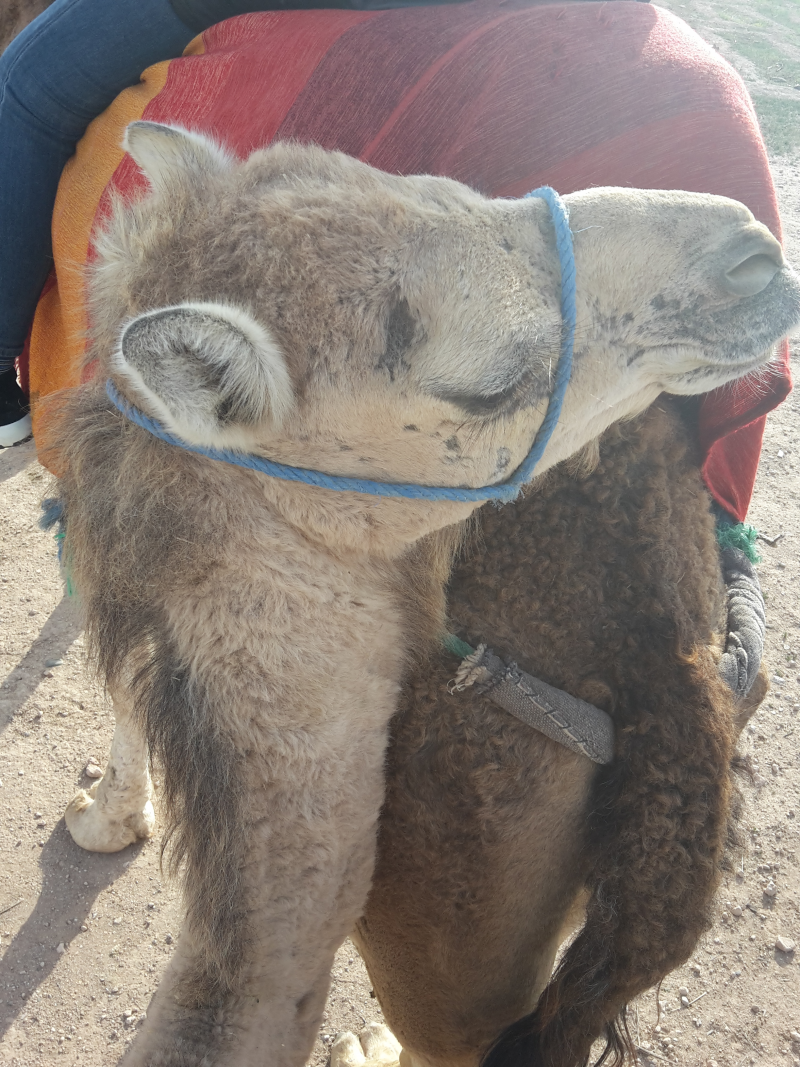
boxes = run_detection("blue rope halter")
[105,186,576,505]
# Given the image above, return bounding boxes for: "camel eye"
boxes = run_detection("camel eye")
[432,378,525,416]
[428,333,554,417]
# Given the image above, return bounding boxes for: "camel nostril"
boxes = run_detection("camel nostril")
[723,249,783,298]
[725,221,785,298]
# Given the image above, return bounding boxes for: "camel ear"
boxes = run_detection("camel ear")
[111,302,294,448]
[123,121,233,190]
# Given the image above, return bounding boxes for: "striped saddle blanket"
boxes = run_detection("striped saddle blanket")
[26,0,791,519]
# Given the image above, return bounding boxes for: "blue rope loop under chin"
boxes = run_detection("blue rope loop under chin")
[105,186,576,503]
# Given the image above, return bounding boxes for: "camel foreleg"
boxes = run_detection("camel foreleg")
[65,686,155,852]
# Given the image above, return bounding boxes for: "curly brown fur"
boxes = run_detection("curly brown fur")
[486,653,735,1067]
[471,401,737,1066]
[357,400,745,1067]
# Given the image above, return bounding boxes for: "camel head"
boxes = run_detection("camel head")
[90,122,799,545]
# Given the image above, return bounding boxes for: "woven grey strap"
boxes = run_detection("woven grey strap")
[717,546,766,700]
[451,645,615,764]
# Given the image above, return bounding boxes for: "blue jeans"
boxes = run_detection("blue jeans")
[0,0,196,373]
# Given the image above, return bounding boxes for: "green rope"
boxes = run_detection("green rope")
[54,531,75,598]
[716,521,761,564]
[442,633,475,660]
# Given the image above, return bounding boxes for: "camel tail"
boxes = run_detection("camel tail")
[483,653,737,1067]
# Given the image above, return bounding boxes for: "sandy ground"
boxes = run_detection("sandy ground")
[1,2,799,1065]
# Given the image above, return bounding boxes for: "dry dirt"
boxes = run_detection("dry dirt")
[1,2,799,1065]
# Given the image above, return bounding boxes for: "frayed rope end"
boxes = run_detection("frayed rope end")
[716,520,761,565]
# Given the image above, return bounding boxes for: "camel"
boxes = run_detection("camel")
[31,118,800,1067]
[6,2,799,1061]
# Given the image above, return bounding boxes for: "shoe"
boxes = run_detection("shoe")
[0,367,32,447]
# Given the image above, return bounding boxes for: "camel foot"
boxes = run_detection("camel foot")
[65,780,155,852]
[331,1023,402,1067]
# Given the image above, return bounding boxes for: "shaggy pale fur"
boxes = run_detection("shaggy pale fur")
[41,124,800,1067]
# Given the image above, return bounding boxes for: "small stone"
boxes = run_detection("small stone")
[56,943,66,954]
[775,936,796,953]
[681,995,690,1007]
[17,770,24,776]
[789,1030,800,1042]
[112,918,121,926]
[85,763,103,779]
[44,659,63,668]
[164,933,173,944]
[772,763,780,775]
[731,905,743,917]
[80,924,88,932]
[678,986,689,998]
[751,1005,761,1014]
[690,962,701,974]
[764,881,778,898]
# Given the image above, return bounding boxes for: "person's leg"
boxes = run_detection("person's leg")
[0,0,195,444]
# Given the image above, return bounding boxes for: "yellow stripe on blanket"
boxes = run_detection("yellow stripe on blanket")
[30,32,206,455]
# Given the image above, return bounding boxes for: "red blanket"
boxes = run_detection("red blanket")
[28,0,791,519]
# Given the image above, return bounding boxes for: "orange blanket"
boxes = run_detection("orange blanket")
[27,0,791,520]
